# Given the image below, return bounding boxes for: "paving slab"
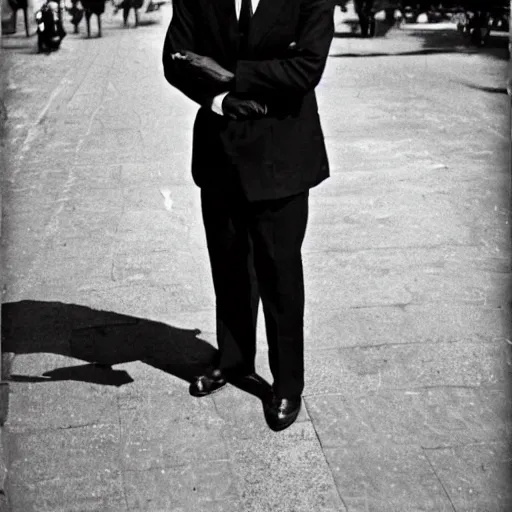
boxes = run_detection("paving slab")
[304,303,509,350]
[7,423,126,511]
[305,387,509,449]
[304,341,508,396]
[224,421,346,512]
[324,443,454,512]
[8,423,120,482]
[6,376,118,433]
[304,247,510,308]
[123,463,240,512]
[9,474,127,512]
[117,389,227,471]
[425,442,512,512]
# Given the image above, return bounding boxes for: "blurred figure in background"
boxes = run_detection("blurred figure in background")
[123,0,143,28]
[113,0,143,27]
[467,0,492,45]
[65,0,84,33]
[354,0,376,36]
[81,0,106,36]
[36,0,66,52]
[7,0,30,36]
[336,0,350,12]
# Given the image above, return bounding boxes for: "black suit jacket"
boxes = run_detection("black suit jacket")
[162,0,334,201]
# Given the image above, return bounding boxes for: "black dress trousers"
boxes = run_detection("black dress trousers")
[201,186,309,398]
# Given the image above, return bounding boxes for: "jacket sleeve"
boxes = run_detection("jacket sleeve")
[162,0,228,106]
[233,0,335,96]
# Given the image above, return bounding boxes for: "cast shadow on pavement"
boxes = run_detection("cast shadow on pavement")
[408,27,509,61]
[333,32,365,39]
[330,27,508,60]
[334,19,395,39]
[107,20,160,30]
[460,82,508,94]
[329,47,463,57]
[2,300,272,400]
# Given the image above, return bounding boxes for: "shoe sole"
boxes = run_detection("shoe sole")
[189,382,227,398]
[266,412,300,431]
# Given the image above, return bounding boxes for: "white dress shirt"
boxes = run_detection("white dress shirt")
[211,0,261,115]
[235,0,260,19]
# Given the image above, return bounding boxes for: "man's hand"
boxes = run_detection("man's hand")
[221,93,267,120]
[172,51,234,84]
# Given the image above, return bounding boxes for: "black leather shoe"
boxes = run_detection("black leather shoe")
[263,394,302,432]
[189,369,227,397]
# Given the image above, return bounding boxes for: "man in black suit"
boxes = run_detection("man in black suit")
[354,0,376,37]
[162,0,334,431]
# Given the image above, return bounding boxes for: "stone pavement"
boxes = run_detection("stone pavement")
[1,4,512,511]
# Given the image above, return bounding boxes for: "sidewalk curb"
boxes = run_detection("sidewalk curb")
[1,26,11,511]
[0,425,9,512]
[0,360,11,512]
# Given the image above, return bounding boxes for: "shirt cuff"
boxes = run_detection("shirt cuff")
[211,92,229,116]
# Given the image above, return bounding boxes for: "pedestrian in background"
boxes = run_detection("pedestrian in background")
[354,0,376,37]
[162,0,334,432]
[7,0,30,36]
[81,0,106,36]
[65,0,84,33]
[122,0,143,27]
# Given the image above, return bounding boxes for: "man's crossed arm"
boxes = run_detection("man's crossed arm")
[171,50,267,120]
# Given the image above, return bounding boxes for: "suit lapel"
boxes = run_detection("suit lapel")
[209,0,288,56]
[209,0,239,60]
[248,0,288,48]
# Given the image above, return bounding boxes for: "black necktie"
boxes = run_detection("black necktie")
[238,0,252,55]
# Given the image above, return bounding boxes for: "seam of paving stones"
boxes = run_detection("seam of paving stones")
[308,300,508,310]
[302,383,507,397]
[422,441,505,452]
[5,420,117,437]
[423,449,458,512]
[302,242,511,254]
[304,339,510,351]
[301,398,350,512]
[209,394,265,505]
